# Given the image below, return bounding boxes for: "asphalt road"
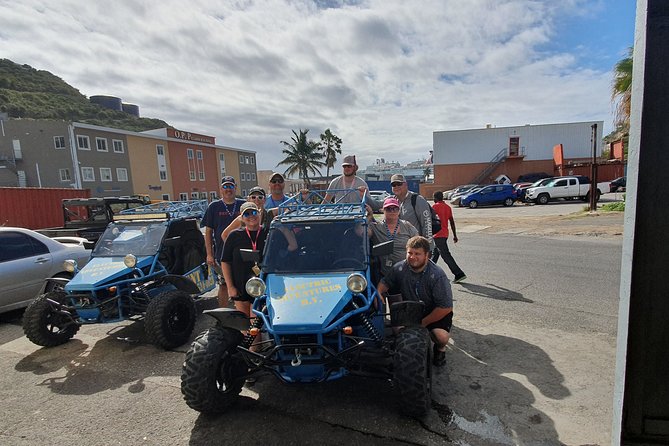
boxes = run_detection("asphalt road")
[0,231,622,446]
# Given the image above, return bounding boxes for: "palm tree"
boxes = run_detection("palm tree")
[277,129,326,187]
[612,47,633,130]
[320,128,342,179]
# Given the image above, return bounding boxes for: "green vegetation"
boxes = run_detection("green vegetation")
[601,202,625,212]
[320,128,342,179]
[277,129,327,187]
[0,59,169,132]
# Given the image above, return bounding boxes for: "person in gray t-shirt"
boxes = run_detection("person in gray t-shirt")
[323,155,381,211]
[377,236,453,367]
[389,174,433,249]
[369,197,418,277]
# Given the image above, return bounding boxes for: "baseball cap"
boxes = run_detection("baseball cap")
[248,186,266,197]
[390,174,405,184]
[221,176,236,186]
[383,197,400,209]
[270,172,285,181]
[240,202,259,214]
[341,155,356,166]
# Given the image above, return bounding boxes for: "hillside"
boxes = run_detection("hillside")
[0,59,169,132]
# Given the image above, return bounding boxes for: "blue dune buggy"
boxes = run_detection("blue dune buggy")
[23,201,217,350]
[180,191,434,417]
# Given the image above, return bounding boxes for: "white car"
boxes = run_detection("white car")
[0,227,91,313]
[369,190,390,202]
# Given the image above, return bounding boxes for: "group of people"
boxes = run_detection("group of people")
[201,154,467,368]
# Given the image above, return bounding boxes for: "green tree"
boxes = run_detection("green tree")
[319,128,342,179]
[277,129,326,187]
[612,47,633,130]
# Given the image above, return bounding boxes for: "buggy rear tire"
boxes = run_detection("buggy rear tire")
[145,290,196,349]
[181,327,246,413]
[393,327,431,417]
[23,291,80,347]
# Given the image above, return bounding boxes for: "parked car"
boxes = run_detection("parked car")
[460,184,518,208]
[0,227,91,314]
[516,177,555,201]
[609,176,626,193]
[446,184,478,200]
[369,190,390,202]
[525,175,602,205]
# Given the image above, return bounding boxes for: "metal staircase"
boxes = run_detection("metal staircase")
[470,148,507,184]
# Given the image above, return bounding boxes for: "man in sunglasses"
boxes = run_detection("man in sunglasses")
[265,172,289,210]
[202,176,246,307]
[390,174,434,252]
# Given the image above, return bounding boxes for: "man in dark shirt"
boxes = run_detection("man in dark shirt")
[202,176,246,307]
[377,235,453,367]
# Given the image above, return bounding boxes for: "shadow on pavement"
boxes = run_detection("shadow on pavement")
[439,326,570,444]
[457,282,534,303]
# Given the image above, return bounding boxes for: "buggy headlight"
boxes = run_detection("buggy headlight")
[347,273,367,294]
[246,277,266,298]
[63,259,77,272]
[123,254,137,268]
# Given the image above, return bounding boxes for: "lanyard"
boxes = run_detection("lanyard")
[245,227,260,250]
[384,220,399,239]
[222,200,238,216]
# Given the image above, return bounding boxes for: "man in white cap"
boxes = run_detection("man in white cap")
[265,172,289,210]
[323,155,380,211]
[390,174,434,250]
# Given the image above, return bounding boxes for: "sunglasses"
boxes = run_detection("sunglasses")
[342,165,354,168]
[248,195,264,200]
[270,179,284,184]
[221,184,235,189]
[391,182,404,187]
[242,210,259,217]
[384,206,400,212]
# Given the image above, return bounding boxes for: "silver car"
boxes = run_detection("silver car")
[0,227,91,313]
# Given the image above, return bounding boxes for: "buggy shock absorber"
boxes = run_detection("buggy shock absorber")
[241,316,264,349]
[351,300,381,342]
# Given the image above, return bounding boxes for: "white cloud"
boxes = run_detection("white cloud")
[0,0,626,171]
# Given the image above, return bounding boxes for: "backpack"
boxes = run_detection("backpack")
[410,193,442,234]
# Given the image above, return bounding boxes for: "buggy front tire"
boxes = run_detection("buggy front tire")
[23,291,80,347]
[393,327,432,417]
[145,290,196,349]
[181,327,246,413]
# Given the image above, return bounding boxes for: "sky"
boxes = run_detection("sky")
[0,0,636,172]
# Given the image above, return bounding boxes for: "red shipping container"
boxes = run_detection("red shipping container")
[0,187,90,229]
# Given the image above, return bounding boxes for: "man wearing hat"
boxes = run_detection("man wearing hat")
[202,176,246,307]
[265,172,289,210]
[390,174,434,250]
[323,155,380,211]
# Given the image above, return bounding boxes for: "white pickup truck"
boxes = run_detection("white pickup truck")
[525,175,602,205]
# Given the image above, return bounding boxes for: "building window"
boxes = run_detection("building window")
[187,148,194,159]
[100,167,112,182]
[199,171,205,181]
[509,137,520,157]
[240,154,244,164]
[77,135,90,150]
[200,192,207,199]
[209,191,217,201]
[251,173,256,181]
[81,167,95,182]
[54,136,66,150]
[191,192,198,200]
[116,168,128,182]
[240,172,245,181]
[219,153,226,176]
[156,145,164,155]
[250,156,255,165]
[189,171,196,181]
[59,168,71,182]
[159,171,167,181]
[162,194,170,201]
[112,139,124,153]
[196,150,203,160]
[12,139,22,159]
[241,189,247,196]
[96,137,108,152]
[245,156,249,164]
[179,193,188,201]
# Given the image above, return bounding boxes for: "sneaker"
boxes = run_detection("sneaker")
[433,345,446,367]
[453,274,467,284]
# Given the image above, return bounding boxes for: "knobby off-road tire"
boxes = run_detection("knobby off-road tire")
[393,327,432,417]
[23,291,80,347]
[145,290,196,349]
[181,327,246,413]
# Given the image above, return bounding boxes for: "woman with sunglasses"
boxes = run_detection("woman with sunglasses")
[220,201,269,320]
[221,186,272,240]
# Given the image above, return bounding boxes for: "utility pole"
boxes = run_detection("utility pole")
[589,123,598,212]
